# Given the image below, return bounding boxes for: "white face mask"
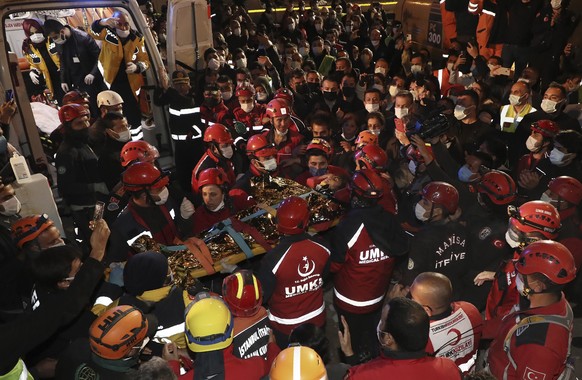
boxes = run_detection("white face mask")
[505,230,521,249]
[373,84,384,93]
[233,28,242,36]
[47,241,66,249]
[454,105,467,120]
[116,28,130,38]
[275,128,289,136]
[541,99,560,114]
[374,67,387,76]
[220,145,234,159]
[312,46,323,55]
[261,157,277,172]
[236,58,247,68]
[410,64,423,74]
[208,58,220,71]
[551,0,562,9]
[114,128,131,142]
[549,148,574,166]
[371,40,380,48]
[388,85,399,97]
[222,91,233,101]
[457,164,476,183]
[209,197,225,212]
[540,192,556,205]
[487,63,498,72]
[415,203,429,221]
[0,196,21,216]
[154,187,169,205]
[395,107,408,119]
[515,275,527,296]
[365,103,380,113]
[525,135,541,152]
[241,102,254,113]
[446,62,455,72]
[509,94,523,106]
[30,33,45,44]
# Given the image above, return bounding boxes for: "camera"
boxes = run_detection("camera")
[406,114,450,140]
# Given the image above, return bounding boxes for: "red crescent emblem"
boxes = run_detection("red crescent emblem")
[447,328,461,346]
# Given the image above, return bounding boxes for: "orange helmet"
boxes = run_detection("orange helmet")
[306,138,333,159]
[277,196,310,234]
[204,124,234,144]
[422,181,459,214]
[11,214,54,249]
[120,141,160,167]
[246,134,277,158]
[59,103,90,123]
[355,130,378,147]
[197,167,230,192]
[62,90,89,105]
[548,176,582,206]
[222,270,263,317]
[350,169,384,199]
[355,144,387,171]
[507,200,561,239]
[474,170,517,205]
[89,306,150,360]
[516,240,576,285]
[270,346,327,380]
[122,162,169,192]
[265,98,292,118]
[531,120,559,138]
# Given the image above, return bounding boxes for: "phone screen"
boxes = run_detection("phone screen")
[5,89,13,102]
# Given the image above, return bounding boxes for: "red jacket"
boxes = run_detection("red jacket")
[485,251,519,321]
[169,342,280,380]
[346,351,461,379]
[426,301,483,372]
[200,102,234,128]
[262,129,304,164]
[191,190,255,235]
[295,165,350,187]
[233,104,266,135]
[191,150,236,193]
[487,295,573,380]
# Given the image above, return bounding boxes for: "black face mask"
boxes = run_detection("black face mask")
[323,90,338,102]
[205,97,220,107]
[68,128,89,144]
[308,82,320,93]
[296,83,310,95]
[342,86,355,98]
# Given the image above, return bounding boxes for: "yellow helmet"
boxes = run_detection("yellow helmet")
[184,292,234,353]
[270,346,328,380]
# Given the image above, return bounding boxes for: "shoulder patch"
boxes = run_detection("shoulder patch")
[107,202,119,211]
[408,258,414,270]
[479,227,492,240]
[75,363,99,380]
[514,322,549,347]
[57,166,67,175]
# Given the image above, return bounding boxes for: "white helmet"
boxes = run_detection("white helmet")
[97,90,124,107]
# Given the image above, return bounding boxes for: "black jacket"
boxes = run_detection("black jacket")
[59,26,102,87]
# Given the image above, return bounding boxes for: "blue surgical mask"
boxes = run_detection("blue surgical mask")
[309,167,327,177]
[457,164,476,183]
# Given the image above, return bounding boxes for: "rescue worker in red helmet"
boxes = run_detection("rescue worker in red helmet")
[272,88,308,135]
[232,84,266,140]
[154,68,205,191]
[257,196,331,348]
[164,292,280,379]
[222,270,270,360]
[200,83,234,129]
[192,168,254,235]
[355,144,398,215]
[295,138,349,190]
[482,200,561,321]
[107,162,195,263]
[56,305,157,379]
[409,272,483,373]
[262,98,304,177]
[403,182,472,301]
[233,134,280,194]
[330,170,409,360]
[62,90,91,111]
[191,124,236,194]
[55,103,108,245]
[485,240,576,380]
[541,176,582,269]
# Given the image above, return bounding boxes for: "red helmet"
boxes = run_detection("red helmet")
[11,214,54,249]
[120,141,160,167]
[548,176,582,206]
[273,88,294,105]
[265,98,292,118]
[516,240,576,285]
[222,270,263,317]
[246,134,277,158]
[62,90,89,105]
[350,169,384,199]
[122,162,169,192]
[277,196,310,234]
[197,168,230,192]
[306,138,333,159]
[507,200,561,239]
[58,103,90,123]
[355,144,388,171]
[355,130,378,147]
[235,84,255,98]
[422,181,459,214]
[474,170,517,205]
[530,120,559,138]
[203,124,234,144]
